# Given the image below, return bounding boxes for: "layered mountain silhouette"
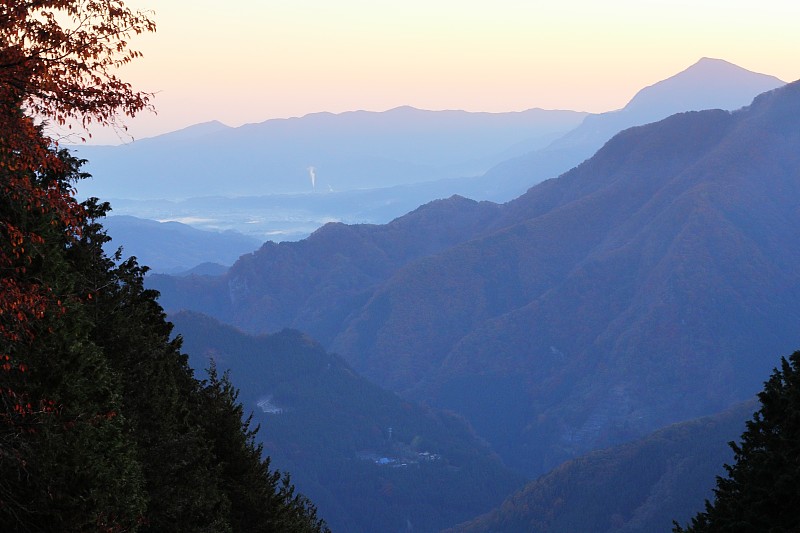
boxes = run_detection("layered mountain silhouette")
[169,311,522,533]
[73,106,585,199]
[478,57,786,200]
[152,194,501,342]
[75,59,784,249]
[153,80,800,480]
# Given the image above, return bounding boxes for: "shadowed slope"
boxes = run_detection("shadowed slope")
[331,81,800,474]
[447,401,754,533]
[153,81,800,480]
[150,195,502,344]
[170,311,522,533]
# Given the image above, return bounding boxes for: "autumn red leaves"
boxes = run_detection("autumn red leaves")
[1,0,155,496]
[1,0,155,352]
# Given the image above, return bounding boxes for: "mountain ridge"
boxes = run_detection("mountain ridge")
[74,106,586,200]
[151,194,502,343]
[447,400,755,533]
[76,59,786,246]
[624,57,785,114]
[479,57,787,200]
[152,80,800,480]
[102,215,260,273]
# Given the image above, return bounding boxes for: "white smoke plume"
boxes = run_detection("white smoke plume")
[307,166,316,190]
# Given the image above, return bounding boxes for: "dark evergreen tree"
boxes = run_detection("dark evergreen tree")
[2,3,327,530]
[201,363,328,533]
[675,351,800,532]
[2,151,329,532]
[75,195,328,532]
[1,150,146,532]
[74,199,230,532]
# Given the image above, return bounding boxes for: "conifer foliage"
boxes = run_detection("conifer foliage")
[675,351,800,532]
[1,2,327,531]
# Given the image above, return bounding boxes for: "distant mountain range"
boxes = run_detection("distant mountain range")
[477,57,786,200]
[73,106,586,200]
[80,58,785,248]
[151,80,800,484]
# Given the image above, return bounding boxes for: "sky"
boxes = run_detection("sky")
[82,0,799,144]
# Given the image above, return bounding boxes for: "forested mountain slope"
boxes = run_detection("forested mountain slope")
[447,401,754,533]
[154,81,800,481]
[333,81,800,475]
[170,311,523,533]
[151,194,502,344]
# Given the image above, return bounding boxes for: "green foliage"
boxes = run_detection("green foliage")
[1,150,147,532]
[1,150,327,532]
[675,351,800,532]
[78,204,229,532]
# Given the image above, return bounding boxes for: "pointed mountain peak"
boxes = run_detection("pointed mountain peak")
[693,56,737,67]
[623,58,786,117]
[680,57,783,81]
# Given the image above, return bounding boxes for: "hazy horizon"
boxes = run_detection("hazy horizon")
[67,0,799,144]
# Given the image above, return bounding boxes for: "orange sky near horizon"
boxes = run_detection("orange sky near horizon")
[79,0,800,144]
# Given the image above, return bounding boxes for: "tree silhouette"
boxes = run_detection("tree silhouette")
[2,3,328,531]
[675,351,800,532]
[1,0,156,382]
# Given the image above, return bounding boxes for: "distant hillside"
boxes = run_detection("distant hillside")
[447,401,754,533]
[151,195,501,344]
[479,57,786,200]
[333,82,800,475]
[153,81,800,482]
[624,58,784,115]
[73,106,586,199]
[170,311,523,533]
[103,215,261,273]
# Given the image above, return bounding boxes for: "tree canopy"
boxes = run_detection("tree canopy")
[1,0,156,357]
[0,0,155,134]
[675,351,800,532]
[1,2,328,531]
